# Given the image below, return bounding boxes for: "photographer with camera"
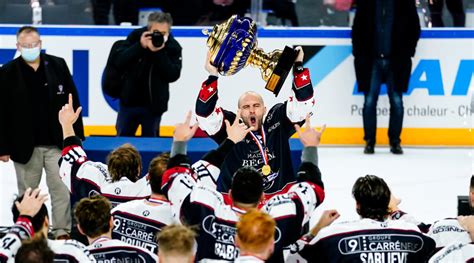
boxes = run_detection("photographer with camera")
[108,12,182,137]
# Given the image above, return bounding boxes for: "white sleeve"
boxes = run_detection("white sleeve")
[191,160,221,189]
[286,89,316,123]
[0,217,34,263]
[162,167,197,221]
[196,107,224,136]
[282,182,321,225]
[286,67,316,123]
[60,145,110,193]
[0,234,21,263]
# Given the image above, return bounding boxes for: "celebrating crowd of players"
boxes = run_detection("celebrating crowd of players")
[0,49,473,263]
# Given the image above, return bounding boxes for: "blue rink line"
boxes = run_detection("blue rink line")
[0,25,472,38]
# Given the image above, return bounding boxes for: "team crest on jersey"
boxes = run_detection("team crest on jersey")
[88,190,100,198]
[262,172,278,191]
[114,188,121,194]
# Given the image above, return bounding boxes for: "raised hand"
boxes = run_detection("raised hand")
[310,209,340,236]
[294,46,304,63]
[173,111,199,142]
[225,110,252,143]
[58,94,82,127]
[205,51,219,76]
[15,188,49,217]
[294,115,326,147]
[316,210,340,228]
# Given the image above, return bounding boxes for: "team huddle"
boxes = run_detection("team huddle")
[0,47,473,263]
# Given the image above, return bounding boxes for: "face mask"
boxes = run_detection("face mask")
[21,46,40,62]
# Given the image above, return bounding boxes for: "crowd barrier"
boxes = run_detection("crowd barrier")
[0,25,472,146]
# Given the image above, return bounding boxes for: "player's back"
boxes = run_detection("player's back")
[300,218,436,263]
[47,239,96,262]
[182,184,243,262]
[101,176,151,208]
[111,198,175,254]
[87,237,157,263]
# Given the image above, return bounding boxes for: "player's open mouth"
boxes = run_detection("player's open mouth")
[250,116,256,125]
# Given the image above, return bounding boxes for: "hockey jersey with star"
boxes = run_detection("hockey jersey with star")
[59,136,150,208]
[110,198,176,254]
[161,141,325,262]
[195,66,315,194]
[0,216,96,263]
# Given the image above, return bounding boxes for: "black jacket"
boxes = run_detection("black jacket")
[351,0,420,93]
[0,54,84,164]
[113,27,182,115]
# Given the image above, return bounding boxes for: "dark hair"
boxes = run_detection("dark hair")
[74,195,111,238]
[15,238,54,263]
[106,143,142,183]
[352,175,391,221]
[149,152,170,195]
[12,194,49,234]
[148,12,173,26]
[231,167,263,205]
[16,26,40,38]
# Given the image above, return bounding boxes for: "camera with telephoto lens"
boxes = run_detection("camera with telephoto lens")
[147,30,164,47]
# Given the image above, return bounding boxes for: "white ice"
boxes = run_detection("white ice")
[0,146,472,228]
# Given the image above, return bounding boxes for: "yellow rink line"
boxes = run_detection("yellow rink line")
[84,126,474,146]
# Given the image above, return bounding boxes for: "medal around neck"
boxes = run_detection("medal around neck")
[261,164,272,176]
[203,15,298,97]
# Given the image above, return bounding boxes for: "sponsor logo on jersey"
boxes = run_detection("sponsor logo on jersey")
[112,215,160,253]
[202,215,239,260]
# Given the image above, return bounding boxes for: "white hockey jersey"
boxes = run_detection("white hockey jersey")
[0,216,96,263]
[59,136,151,208]
[427,218,472,249]
[111,197,176,254]
[87,237,157,262]
[428,242,474,263]
[101,176,150,208]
